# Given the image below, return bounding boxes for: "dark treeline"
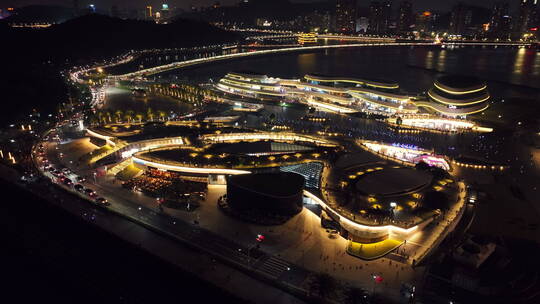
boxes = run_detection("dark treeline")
[0,14,239,125]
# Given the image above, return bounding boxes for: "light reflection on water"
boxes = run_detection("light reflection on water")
[163,46,539,102]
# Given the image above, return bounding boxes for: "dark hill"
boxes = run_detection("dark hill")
[3,14,239,62]
[0,14,239,125]
[3,5,75,24]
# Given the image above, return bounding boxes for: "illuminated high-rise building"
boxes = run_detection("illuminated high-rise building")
[146,5,153,19]
[449,2,472,35]
[416,11,435,33]
[335,0,357,33]
[489,1,511,38]
[398,1,413,33]
[368,1,391,34]
[73,0,80,16]
[161,3,171,21]
[111,5,120,18]
[517,0,538,34]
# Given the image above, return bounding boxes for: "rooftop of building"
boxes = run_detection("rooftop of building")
[435,75,486,92]
[228,172,305,197]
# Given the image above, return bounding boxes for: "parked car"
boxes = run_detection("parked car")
[95,197,110,206]
[21,174,38,183]
[62,178,73,187]
[74,184,85,192]
[84,188,97,197]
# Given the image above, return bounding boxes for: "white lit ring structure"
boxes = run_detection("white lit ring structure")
[304,74,399,89]
[132,156,251,175]
[87,129,117,146]
[303,190,418,234]
[200,132,338,147]
[433,82,487,95]
[427,89,490,106]
[307,100,359,114]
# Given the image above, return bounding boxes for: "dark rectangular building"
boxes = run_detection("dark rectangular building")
[368,1,391,34]
[336,0,357,33]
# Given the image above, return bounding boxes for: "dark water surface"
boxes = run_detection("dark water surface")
[159,45,540,103]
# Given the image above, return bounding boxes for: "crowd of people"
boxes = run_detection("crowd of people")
[122,169,206,199]
[122,174,172,197]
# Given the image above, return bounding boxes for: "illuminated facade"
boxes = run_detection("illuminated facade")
[518,0,539,34]
[298,33,317,45]
[360,140,451,171]
[217,72,418,115]
[387,114,493,133]
[216,72,286,100]
[421,76,490,117]
[335,0,357,33]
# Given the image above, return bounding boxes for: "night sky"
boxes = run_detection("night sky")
[0,0,518,12]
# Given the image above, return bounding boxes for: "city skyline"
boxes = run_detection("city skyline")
[0,0,525,12]
[1,0,539,303]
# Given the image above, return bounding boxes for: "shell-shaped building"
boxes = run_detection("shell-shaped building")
[423,76,490,117]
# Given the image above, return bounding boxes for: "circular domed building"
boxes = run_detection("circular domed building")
[426,75,489,117]
[226,172,305,217]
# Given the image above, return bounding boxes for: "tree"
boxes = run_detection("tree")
[105,111,112,123]
[344,286,370,304]
[415,161,431,171]
[97,111,105,124]
[158,110,167,121]
[309,273,336,299]
[125,109,135,123]
[135,113,144,123]
[114,110,123,123]
[146,107,154,121]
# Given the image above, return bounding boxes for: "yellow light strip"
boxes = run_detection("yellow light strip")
[201,132,336,146]
[87,129,116,146]
[307,100,358,113]
[349,88,410,101]
[351,93,417,111]
[434,82,487,95]
[217,83,286,97]
[416,102,489,116]
[304,75,399,89]
[285,82,350,94]
[427,90,490,106]
[132,156,251,175]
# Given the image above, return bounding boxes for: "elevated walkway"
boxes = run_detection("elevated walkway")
[108,158,133,176]
[115,164,143,181]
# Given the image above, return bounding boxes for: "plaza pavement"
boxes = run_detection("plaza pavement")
[53,137,423,303]
[38,139,306,304]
